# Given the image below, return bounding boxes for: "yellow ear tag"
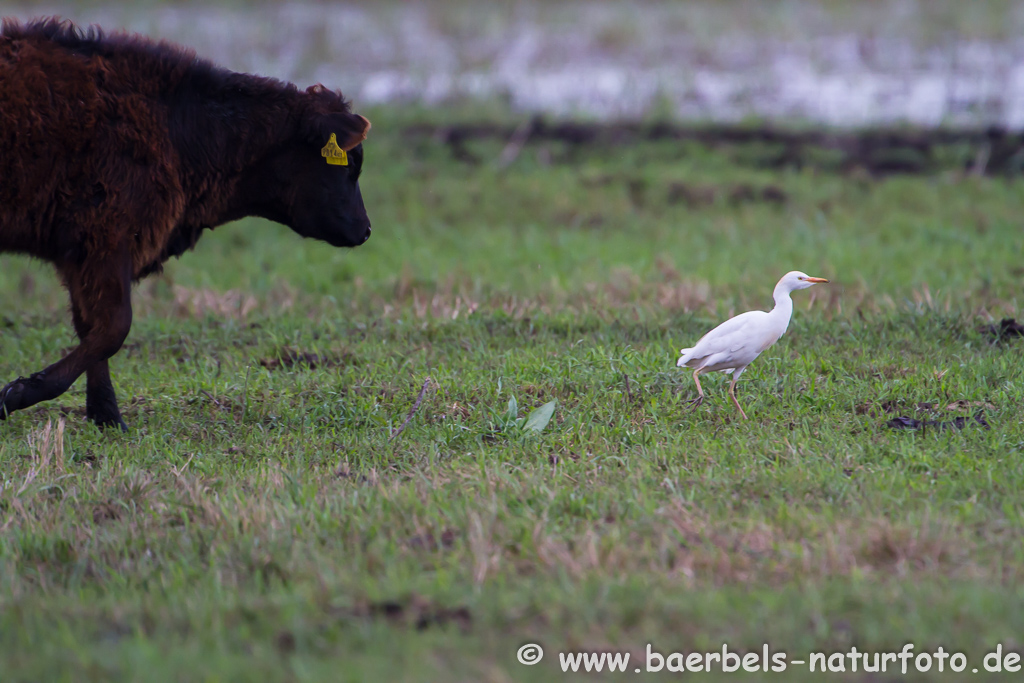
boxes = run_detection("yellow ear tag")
[321,133,348,166]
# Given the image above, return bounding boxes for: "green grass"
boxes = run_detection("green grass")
[3,107,1024,681]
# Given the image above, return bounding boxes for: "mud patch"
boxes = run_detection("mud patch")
[982,318,1024,342]
[409,119,1024,177]
[352,595,472,632]
[885,411,990,432]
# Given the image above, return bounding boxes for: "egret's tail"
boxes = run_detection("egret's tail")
[677,348,695,367]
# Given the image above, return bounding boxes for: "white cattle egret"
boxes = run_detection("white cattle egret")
[677,270,829,419]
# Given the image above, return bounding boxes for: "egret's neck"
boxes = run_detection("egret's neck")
[770,282,795,328]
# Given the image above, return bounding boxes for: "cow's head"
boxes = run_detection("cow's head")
[269,89,372,248]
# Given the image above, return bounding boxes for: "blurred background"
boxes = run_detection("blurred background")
[3,0,1023,128]
[3,0,1024,317]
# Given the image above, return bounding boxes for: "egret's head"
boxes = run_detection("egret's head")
[781,270,830,291]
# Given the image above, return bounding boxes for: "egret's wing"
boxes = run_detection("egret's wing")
[681,311,780,370]
[691,311,762,348]
[688,311,766,356]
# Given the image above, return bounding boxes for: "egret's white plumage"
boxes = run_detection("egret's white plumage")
[677,270,829,419]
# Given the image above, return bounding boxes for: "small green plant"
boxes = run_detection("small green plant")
[495,395,557,435]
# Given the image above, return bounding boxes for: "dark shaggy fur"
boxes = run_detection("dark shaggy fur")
[0,18,373,430]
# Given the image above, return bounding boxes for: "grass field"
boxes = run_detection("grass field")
[2,106,1024,681]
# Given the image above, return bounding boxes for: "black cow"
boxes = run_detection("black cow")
[0,17,373,430]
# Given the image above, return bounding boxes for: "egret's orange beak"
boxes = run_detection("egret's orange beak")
[806,277,829,283]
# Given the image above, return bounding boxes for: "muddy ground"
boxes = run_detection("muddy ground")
[406,119,1024,176]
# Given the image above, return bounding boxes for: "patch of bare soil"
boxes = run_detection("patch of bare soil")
[407,118,1024,177]
[885,412,990,432]
[352,594,472,632]
[982,318,1024,342]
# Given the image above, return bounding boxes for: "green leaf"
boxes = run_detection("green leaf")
[522,400,556,434]
[504,395,519,423]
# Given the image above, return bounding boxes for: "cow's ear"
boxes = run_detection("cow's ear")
[338,114,371,151]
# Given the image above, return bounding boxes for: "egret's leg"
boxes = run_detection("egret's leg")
[728,378,748,420]
[687,368,706,408]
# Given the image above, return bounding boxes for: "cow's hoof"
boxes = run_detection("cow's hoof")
[87,394,128,432]
[0,379,27,420]
[93,415,129,433]
[88,406,128,432]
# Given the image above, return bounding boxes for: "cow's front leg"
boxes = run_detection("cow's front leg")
[70,301,128,431]
[84,360,126,431]
[1,251,133,428]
